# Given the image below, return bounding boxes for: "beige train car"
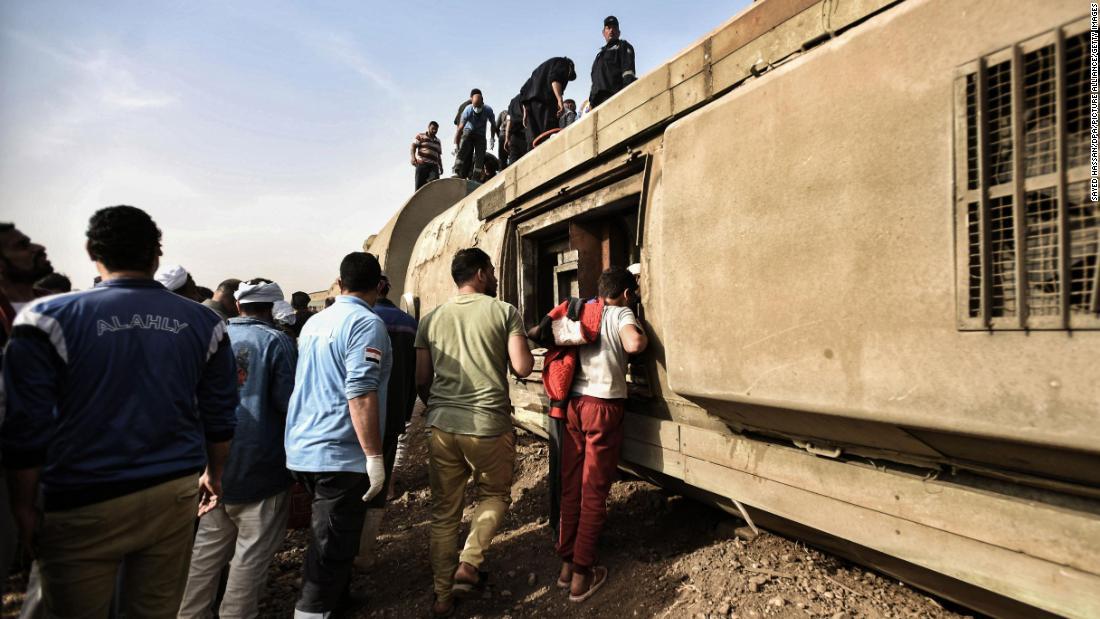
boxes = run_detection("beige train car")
[365,1,1099,616]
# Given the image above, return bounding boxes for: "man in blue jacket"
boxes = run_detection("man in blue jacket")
[1,205,238,617]
[179,278,296,618]
[355,274,418,571]
[285,252,392,618]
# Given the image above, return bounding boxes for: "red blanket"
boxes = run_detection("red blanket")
[539,298,604,419]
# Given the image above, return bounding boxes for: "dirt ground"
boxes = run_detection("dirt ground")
[3,409,973,619]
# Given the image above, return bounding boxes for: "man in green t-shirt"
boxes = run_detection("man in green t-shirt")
[415,248,533,617]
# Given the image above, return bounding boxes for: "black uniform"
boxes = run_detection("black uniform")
[506,93,529,165]
[589,38,637,108]
[520,57,576,149]
[496,109,509,168]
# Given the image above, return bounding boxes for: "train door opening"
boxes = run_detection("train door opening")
[521,204,639,325]
[513,190,650,398]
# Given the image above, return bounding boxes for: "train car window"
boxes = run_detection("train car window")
[954,19,1099,331]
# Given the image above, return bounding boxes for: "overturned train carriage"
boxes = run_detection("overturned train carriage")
[366,1,1100,616]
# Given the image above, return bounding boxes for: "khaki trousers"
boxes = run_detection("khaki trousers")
[177,491,290,619]
[37,474,199,619]
[428,428,514,602]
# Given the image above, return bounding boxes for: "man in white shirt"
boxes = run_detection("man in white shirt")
[555,267,647,603]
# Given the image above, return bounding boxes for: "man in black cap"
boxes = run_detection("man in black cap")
[589,16,637,109]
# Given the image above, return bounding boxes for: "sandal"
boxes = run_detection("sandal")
[451,570,489,598]
[568,565,608,603]
[430,595,455,618]
[557,563,573,589]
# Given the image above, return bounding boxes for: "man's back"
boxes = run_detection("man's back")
[572,304,639,400]
[2,278,238,509]
[415,293,523,436]
[224,317,297,503]
[285,296,392,472]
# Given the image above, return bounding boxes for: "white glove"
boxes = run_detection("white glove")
[362,454,386,502]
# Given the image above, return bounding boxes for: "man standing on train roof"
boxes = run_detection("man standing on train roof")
[589,15,637,109]
[504,92,529,166]
[284,251,392,618]
[520,57,576,149]
[411,121,444,190]
[178,278,296,619]
[495,108,509,169]
[453,89,498,180]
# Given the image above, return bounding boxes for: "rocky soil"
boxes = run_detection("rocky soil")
[4,408,973,618]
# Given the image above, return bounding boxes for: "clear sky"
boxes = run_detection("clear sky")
[1,1,747,294]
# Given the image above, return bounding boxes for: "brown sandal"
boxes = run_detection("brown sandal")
[568,566,608,603]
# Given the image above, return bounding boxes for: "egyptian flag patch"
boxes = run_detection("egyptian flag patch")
[364,346,383,364]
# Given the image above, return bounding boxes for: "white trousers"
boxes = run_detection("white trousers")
[177,491,289,619]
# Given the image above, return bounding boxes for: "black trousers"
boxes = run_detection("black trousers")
[454,132,486,179]
[548,416,565,537]
[497,136,508,169]
[415,163,440,190]
[507,131,528,167]
[525,99,558,149]
[293,471,372,613]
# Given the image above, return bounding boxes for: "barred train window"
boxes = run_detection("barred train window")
[955,20,1099,330]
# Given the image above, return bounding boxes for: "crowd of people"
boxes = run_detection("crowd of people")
[0,13,648,619]
[0,200,647,618]
[412,15,637,188]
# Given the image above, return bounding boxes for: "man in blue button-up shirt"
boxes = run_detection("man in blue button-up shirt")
[285,252,392,617]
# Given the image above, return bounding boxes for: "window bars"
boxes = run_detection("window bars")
[955,19,1099,330]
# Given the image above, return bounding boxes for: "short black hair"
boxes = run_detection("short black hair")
[470,88,482,97]
[598,266,638,299]
[197,286,214,300]
[378,275,391,297]
[86,206,162,272]
[565,98,576,106]
[36,272,72,293]
[216,278,241,294]
[428,120,439,129]
[451,248,492,285]
[0,223,13,234]
[340,252,382,292]
[291,291,311,309]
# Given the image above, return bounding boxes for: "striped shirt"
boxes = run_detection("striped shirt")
[413,132,443,167]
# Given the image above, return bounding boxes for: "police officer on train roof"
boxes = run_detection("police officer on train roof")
[589,15,637,109]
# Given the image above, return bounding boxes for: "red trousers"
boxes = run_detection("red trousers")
[556,395,625,570]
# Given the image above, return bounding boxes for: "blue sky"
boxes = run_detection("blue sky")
[1,1,747,294]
